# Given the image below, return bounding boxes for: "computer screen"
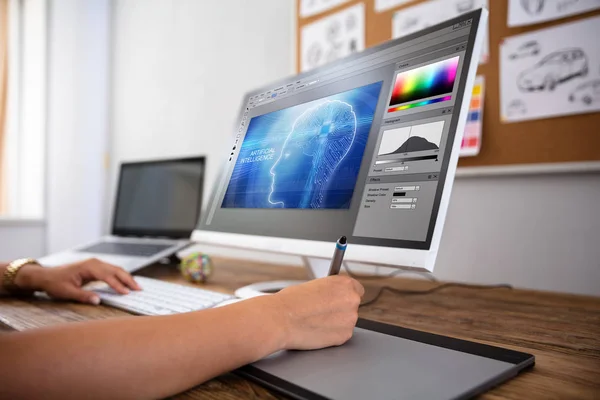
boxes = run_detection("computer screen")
[199,11,483,257]
[113,157,205,237]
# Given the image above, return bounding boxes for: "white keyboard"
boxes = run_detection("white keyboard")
[90,276,236,316]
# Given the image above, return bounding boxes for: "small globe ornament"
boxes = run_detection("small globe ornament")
[179,252,213,283]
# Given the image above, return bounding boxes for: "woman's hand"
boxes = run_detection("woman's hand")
[270,275,365,350]
[14,259,141,305]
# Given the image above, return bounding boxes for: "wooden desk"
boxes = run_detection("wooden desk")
[1,258,599,399]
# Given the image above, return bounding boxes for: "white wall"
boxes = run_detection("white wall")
[421,172,600,296]
[45,0,111,253]
[110,0,296,216]
[0,221,45,260]
[110,1,599,296]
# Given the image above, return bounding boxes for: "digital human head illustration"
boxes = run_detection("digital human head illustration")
[220,81,383,209]
[268,100,357,209]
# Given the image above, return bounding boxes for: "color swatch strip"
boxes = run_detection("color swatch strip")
[387,96,452,113]
[389,56,459,107]
[460,75,485,157]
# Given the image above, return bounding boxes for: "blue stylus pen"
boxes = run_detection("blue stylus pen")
[328,236,347,276]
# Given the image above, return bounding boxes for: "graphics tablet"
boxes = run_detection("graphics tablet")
[237,319,534,400]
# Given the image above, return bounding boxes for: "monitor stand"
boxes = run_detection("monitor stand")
[234,256,331,299]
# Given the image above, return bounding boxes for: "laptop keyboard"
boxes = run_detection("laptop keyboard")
[79,242,172,257]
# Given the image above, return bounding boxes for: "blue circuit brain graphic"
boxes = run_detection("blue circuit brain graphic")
[269,100,357,208]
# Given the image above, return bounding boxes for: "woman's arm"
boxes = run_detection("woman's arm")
[0,271,363,399]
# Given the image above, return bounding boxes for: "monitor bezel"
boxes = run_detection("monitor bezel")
[194,9,487,271]
[112,156,205,239]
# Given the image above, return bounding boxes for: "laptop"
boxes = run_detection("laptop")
[40,157,205,273]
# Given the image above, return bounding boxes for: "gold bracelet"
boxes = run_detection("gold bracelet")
[2,258,40,292]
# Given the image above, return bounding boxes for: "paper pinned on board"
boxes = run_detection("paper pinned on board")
[392,0,440,38]
[375,0,416,13]
[301,3,365,72]
[300,0,351,18]
[461,76,485,157]
[500,15,600,123]
[508,0,600,27]
[392,0,489,64]
[444,0,489,65]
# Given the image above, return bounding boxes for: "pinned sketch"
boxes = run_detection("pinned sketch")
[460,76,485,157]
[375,0,416,13]
[508,40,541,60]
[569,79,600,105]
[520,0,546,15]
[445,0,489,64]
[500,15,600,123]
[392,0,440,38]
[508,0,600,27]
[517,48,588,92]
[300,0,351,18]
[506,99,528,118]
[392,0,489,64]
[301,3,365,72]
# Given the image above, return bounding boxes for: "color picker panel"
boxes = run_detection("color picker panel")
[387,96,451,113]
[389,56,460,108]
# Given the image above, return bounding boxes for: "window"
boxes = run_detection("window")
[0,0,8,215]
[1,0,46,219]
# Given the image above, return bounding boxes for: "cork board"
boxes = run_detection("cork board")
[296,0,600,168]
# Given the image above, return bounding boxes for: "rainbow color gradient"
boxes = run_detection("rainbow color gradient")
[388,56,459,110]
[388,96,452,113]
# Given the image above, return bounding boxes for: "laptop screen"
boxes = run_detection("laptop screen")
[112,157,204,238]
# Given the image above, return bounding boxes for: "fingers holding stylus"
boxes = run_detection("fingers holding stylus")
[351,278,365,297]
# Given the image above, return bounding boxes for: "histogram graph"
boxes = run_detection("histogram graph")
[378,121,445,156]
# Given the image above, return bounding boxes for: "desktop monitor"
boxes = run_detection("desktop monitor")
[195,10,487,277]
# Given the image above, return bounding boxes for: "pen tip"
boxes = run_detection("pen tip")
[339,236,347,244]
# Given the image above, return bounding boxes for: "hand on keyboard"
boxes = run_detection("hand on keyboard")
[18,258,140,305]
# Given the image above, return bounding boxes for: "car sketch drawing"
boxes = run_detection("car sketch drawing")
[506,99,527,117]
[518,48,588,91]
[558,0,580,12]
[509,41,541,60]
[396,15,421,36]
[569,79,600,105]
[521,0,545,15]
[306,44,323,68]
[455,0,476,13]
[304,9,359,70]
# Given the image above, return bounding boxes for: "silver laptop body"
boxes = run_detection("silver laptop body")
[40,157,205,273]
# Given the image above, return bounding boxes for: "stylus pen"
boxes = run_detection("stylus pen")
[328,236,347,276]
